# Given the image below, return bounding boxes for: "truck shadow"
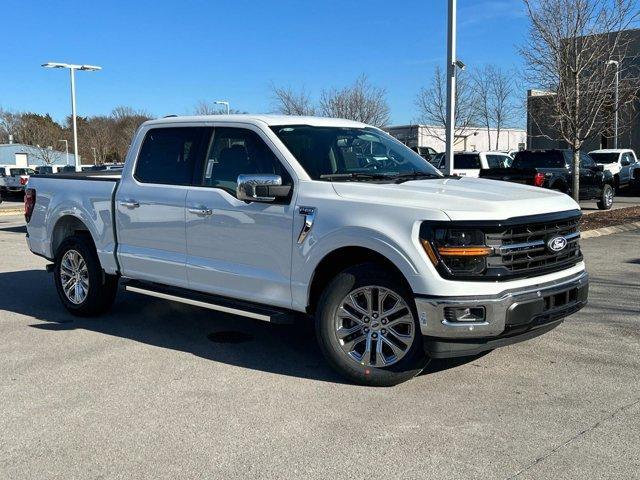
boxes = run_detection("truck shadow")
[1,269,483,384]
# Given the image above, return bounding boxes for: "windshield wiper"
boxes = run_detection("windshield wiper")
[319,172,395,181]
[390,171,441,184]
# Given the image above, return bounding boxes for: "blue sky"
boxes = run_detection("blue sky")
[1,0,528,125]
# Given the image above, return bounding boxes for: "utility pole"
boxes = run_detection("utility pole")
[444,0,458,176]
[606,60,619,149]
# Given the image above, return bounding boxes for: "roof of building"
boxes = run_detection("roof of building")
[385,124,526,133]
[0,143,77,166]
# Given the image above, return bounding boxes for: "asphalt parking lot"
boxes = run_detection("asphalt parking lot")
[1,214,639,479]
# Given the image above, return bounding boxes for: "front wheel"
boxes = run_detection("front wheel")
[315,263,428,386]
[54,235,119,316]
[597,184,614,210]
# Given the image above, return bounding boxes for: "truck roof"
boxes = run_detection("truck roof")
[144,114,371,129]
[589,149,634,154]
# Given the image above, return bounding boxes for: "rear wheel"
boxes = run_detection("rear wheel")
[54,235,118,316]
[315,263,428,386]
[597,184,614,210]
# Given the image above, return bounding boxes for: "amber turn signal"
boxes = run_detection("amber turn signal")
[420,239,439,266]
[437,246,492,257]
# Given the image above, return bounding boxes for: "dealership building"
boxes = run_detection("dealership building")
[527,28,640,152]
[0,142,77,170]
[386,125,526,153]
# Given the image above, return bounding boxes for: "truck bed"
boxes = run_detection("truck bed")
[26,173,120,275]
[32,171,122,182]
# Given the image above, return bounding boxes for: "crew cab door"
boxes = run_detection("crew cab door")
[578,153,600,199]
[115,126,209,288]
[185,126,295,308]
[619,152,634,186]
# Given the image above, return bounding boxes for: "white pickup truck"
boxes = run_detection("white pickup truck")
[435,151,514,177]
[0,167,34,195]
[25,115,589,386]
[588,149,638,191]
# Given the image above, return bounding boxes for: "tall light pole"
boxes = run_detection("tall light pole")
[42,62,102,172]
[606,60,619,149]
[58,139,69,166]
[215,100,230,114]
[444,0,464,176]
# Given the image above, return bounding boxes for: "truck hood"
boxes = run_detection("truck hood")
[332,177,580,221]
[599,163,620,174]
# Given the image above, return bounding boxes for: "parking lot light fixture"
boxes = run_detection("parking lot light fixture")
[41,62,102,172]
[215,100,230,115]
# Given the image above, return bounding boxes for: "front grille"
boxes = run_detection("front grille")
[485,214,582,278]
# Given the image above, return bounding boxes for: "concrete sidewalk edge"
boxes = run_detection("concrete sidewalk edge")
[0,207,23,216]
[582,221,640,239]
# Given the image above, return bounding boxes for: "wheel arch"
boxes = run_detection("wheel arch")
[51,215,95,256]
[306,246,414,314]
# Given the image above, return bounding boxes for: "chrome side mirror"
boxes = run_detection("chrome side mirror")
[236,174,290,202]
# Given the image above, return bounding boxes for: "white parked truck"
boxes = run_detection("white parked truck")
[588,149,638,191]
[25,115,589,386]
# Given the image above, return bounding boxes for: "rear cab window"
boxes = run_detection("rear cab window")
[512,151,568,169]
[134,127,209,185]
[453,154,481,169]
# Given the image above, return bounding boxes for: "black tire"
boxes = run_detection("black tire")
[54,235,118,316]
[596,184,614,210]
[315,263,428,387]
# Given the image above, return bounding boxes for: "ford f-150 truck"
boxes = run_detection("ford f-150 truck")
[480,149,615,210]
[25,115,589,386]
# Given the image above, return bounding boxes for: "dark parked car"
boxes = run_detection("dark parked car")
[480,149,615,210]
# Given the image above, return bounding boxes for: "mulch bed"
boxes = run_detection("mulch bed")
[580,206,640,231]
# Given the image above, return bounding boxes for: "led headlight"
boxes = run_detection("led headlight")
[422,228,491,276]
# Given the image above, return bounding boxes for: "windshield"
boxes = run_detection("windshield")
[10,168,35,176]
[589,152,619,164]
[513,151,567,169]
[271,125,442,181]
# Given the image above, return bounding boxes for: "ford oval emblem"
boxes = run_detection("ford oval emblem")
[547,236,568,252]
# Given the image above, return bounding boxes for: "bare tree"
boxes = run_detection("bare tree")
[472,65,518,150]
[111,106,151,161]
[271,85,316,116]
[0,109,21,143]
[415,65,478,144]
[14,113,64,165]
[83,116,114,164]
[521,0,639,201]
[319,75,390,127]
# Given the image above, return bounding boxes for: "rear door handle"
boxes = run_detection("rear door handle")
[188,206,213,216]
[120,199,140,208]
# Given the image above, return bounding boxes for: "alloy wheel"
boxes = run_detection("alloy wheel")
[333,286,415,367]
[60,249,90,305]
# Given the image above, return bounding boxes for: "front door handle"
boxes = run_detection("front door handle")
[187,206,213,216]
[120,199,140,208]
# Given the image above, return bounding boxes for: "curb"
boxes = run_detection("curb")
[582,221,640,239]
[0,208,23,216]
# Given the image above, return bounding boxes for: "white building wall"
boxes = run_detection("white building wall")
[387,125,527,152]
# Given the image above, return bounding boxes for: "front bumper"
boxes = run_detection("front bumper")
[415,271,589,358]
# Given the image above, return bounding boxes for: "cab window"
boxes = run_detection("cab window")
[200,127,291,195]
[135,127,208,185]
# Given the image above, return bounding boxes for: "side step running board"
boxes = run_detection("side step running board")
[124,280,294,324]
